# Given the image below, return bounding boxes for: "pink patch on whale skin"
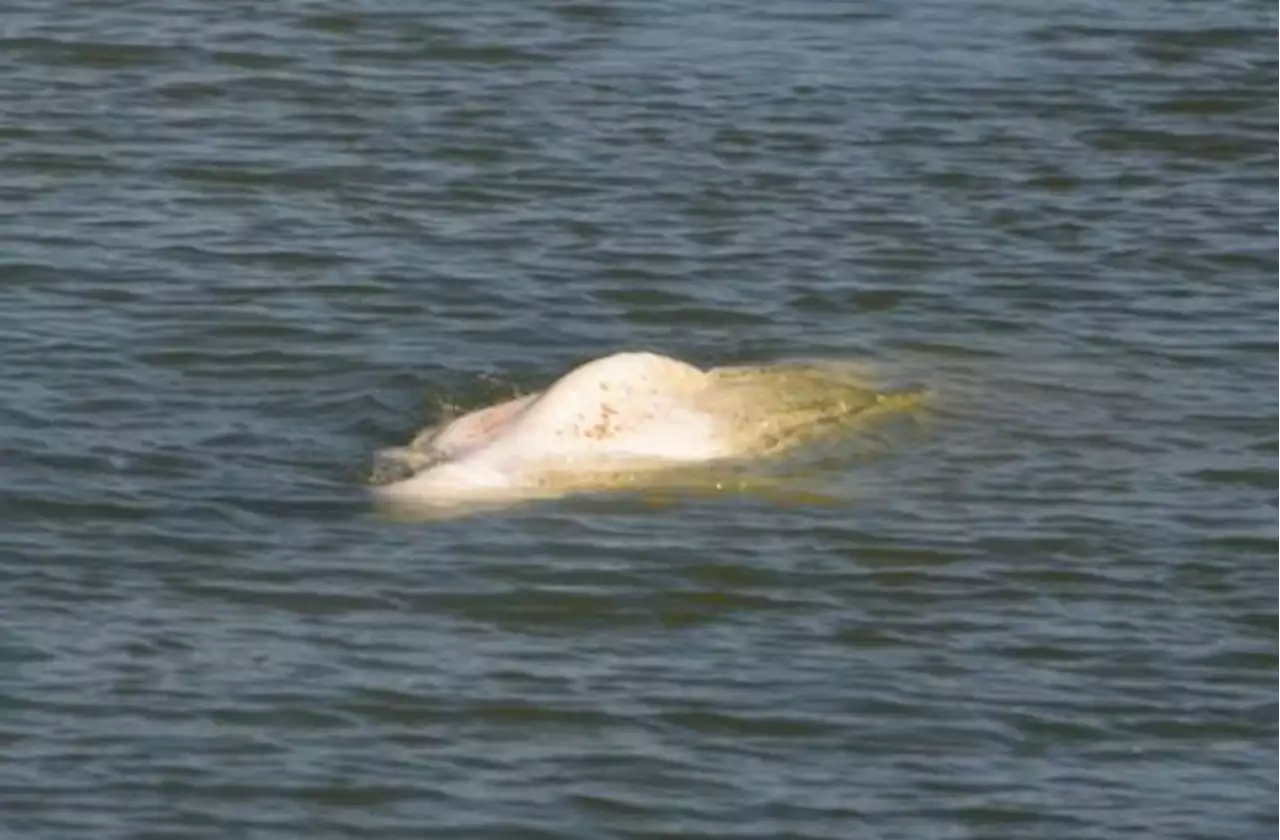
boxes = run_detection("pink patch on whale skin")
[425,393,539,460]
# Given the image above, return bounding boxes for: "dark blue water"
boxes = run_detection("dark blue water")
[1,1,1275,837]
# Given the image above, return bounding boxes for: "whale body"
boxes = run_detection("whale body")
[369,351,921,515]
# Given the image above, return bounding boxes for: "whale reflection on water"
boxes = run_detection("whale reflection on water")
[368,351,926,518]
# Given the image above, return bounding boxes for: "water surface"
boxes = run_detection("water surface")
[1,1,1275,838]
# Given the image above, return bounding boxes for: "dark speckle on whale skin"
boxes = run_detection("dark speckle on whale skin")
[584,403,620,440]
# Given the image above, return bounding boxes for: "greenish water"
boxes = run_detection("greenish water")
[1,1,1275,838]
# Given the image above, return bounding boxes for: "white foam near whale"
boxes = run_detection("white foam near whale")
[369,351,923,516]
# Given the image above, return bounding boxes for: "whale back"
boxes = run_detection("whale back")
[464,352,726,470]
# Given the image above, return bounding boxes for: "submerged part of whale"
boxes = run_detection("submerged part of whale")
[368,351,923,515]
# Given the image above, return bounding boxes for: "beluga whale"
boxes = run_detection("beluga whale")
[367,351,924,518]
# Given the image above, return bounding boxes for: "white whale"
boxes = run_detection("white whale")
[369,351,921,516]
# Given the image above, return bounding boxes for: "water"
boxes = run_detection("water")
[1,1,1275,837]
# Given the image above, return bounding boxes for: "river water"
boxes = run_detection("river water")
[1,1,1276,838]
